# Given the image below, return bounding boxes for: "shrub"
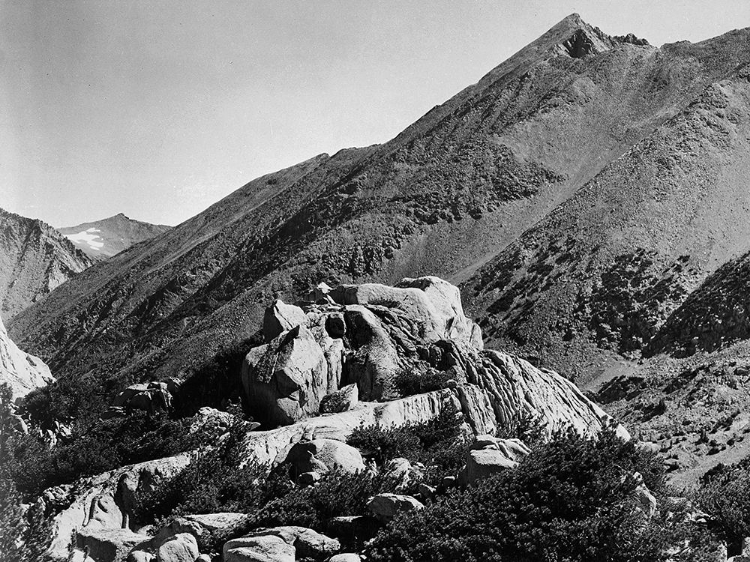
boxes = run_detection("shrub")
[394,368,454,397]
[133,417,267,523]
[695,460,750,554]
[347,404,468,487]
[7,411,205,498]
[495,411,547,446]
[364,427,671,562]
[248,470,395,531]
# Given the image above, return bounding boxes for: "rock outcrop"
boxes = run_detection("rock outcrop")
[367,493,425,523]
[38,277,626,560]
[0,314,54,401]
[241,277,624,442]
[42,454,191,561]
[110,381,174,416]
[281,439,365,480]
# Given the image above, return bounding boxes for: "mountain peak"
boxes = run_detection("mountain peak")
[59,214,172,260]
[543,14,649,58]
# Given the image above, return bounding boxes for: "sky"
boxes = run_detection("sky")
[1,1,749,228]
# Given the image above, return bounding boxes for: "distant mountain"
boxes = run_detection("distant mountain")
[0,208,93,322]
[11,15,750,413]
[58,213,172,260]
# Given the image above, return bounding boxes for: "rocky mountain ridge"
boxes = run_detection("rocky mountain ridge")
[0,207,93,322]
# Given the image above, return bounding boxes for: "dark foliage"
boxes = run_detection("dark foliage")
[248,470,395,531]
[696,459,750,555]
[347,404,469,484]
[365,427,673,562]
[394,368,455,397]
[173,336,262,417]
[495,411,547,446]
[6,411,204,498]
[0,384,53,562]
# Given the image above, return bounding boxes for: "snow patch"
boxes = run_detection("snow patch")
[65,228,105,251]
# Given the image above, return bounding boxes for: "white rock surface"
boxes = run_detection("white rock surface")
[0,315,54,400]
[263,299,308,341]
[223,535,295,562]
[367,493,424,523]
[155,533,199,562]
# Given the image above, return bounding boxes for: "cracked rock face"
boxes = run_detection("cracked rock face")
[241,276,485,425]
[240,277,623,446]
[0,315,54,401]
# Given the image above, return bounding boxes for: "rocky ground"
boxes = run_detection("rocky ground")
[7,13,750,562]
[6,277,631,562]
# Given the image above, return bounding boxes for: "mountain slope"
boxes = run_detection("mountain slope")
[58,213,172,260]
[465,58,750,383]
[12,15,750,409]
[0,208,93,321]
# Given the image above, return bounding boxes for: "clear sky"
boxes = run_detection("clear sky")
[1,0,748,228]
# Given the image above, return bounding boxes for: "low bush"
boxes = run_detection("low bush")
[495,410,547,446]
[133,416,268,523]
[6,411,205,498]
[695,460,750,555]
[347,404,468,484]
[248,470,396,530]
[394,368,454,397]
[364,427,674,562]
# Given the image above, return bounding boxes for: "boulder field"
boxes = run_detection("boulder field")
[46,276,625,561]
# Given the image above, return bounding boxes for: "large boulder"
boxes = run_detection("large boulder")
[156,533,199,562]
[112,381,172,416]
[459,438,531,486]
[242,326,330,425]
[343,305,401,400]
[330,276,483,349]
[367,493,424,523]
[75,528,150,562]
[223,535,295,562]
[282,438,365,479]
[263,300,308,341]
[244,526,340,560]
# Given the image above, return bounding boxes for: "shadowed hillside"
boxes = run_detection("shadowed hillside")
[11,14,750,408]
[0,208,93,322]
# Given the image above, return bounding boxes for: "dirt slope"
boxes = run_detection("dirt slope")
[11,15,750,410]
[465,59,750,384]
